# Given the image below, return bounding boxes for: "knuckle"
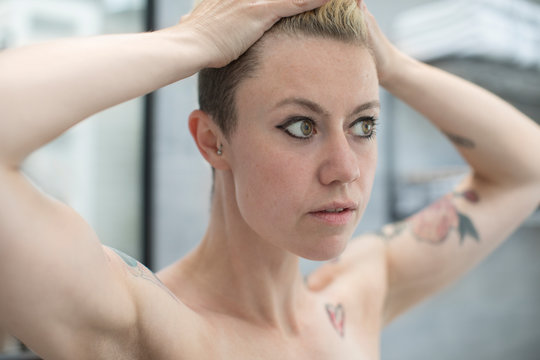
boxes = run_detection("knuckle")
[291,0,309,7]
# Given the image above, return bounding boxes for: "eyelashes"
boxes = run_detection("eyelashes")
[276,116,378,141]
[350,116,378,139]
[277,116,317,139]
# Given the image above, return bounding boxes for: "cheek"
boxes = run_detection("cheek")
[233,144,312,226]
[229,132,378,242]
[357,145,378,212]
[363,145,377,179]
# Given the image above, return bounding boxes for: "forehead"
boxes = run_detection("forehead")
[236,35,379,117]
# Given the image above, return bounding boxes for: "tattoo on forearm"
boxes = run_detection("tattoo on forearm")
[444,132,476,148]
[377,190,480,245]
[325,303,345,338]
[112,248,179,303]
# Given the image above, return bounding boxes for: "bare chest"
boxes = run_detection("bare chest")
[141,246,387,360]
[187,320,380,360]
[142,296,382,360]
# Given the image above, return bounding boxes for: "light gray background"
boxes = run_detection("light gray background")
[151,0,540,359]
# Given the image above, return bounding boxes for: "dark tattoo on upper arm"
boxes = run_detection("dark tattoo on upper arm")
[444,132,476,148]
[112,248,179,303]
[325,303,345,338]
[378,190,480,245]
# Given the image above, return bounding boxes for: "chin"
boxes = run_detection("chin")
[295,234,350,261]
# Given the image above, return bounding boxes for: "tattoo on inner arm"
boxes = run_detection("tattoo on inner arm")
[325,303,345,338]
[112,248,179,303]
[378,190,480,245]
[444,132,476,148]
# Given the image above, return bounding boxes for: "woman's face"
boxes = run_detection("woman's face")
[227,35,380,261]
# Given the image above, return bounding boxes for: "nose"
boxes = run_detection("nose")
[317,132,360,186]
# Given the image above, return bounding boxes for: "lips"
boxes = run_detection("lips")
[309,201,358,226]
[311,201,358,214]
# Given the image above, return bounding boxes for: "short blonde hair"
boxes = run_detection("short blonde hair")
[198,0,369,138]
[271,0,367,44]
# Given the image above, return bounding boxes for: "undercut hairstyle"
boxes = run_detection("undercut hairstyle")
[197,0,369,139]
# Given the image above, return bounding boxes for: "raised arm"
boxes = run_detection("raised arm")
[362,3,540,322]
[0,0,330,168]
[0,0,330,358]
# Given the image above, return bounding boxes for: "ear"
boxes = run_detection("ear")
[188,110,230,171]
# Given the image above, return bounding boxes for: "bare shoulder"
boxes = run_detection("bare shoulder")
[0,172,208,359]
[0,168,140,359]
[103,246,180,302]
[105,247,210,359]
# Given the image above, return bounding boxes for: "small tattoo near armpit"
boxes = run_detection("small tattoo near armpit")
[444,132,476,148]
[113,248,138,267]
[112,248,179,303]
[325,303,345,338]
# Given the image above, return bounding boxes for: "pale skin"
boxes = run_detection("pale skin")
[0,0,539,359]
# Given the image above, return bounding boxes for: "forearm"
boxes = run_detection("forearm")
[382,55,540,191]
[0,25,205,168]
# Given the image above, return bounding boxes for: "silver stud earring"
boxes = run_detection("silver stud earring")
[217,144,223,156]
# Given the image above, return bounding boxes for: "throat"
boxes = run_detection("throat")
[164,236,311,334]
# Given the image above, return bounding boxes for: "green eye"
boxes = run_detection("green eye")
[283,118,316,139]
[351,118,376,137]
[300,121,313,136]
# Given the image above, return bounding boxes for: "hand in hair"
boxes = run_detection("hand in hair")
[179,0,332,68]
[360,1,404,86]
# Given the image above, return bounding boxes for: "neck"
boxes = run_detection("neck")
[176,175,310,335]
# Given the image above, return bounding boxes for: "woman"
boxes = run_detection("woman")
[0,0,538,359]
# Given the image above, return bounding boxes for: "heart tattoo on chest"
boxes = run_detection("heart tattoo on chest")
[325,303,345,338]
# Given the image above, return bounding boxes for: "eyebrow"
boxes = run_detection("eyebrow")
[352,100,381,114]
[273,97,380,117]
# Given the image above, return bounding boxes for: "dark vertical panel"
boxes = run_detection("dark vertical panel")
[142,0,155,269]
[384,91,398,222]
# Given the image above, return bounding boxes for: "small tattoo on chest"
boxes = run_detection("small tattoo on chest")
[325,303,345,338]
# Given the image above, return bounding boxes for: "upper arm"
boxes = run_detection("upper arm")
[0,167,138,358]
[381,174,540,325]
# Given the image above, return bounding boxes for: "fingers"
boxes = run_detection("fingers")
[358,0,372,17]
[273,0,332,18]
[291,0,331,10]
[178,0,334,68]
